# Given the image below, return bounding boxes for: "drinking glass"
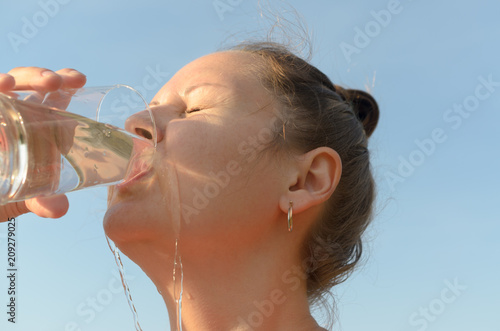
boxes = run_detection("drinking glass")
[0,85,156,205]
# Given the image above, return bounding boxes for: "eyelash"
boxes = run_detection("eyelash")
[185,107,202,114]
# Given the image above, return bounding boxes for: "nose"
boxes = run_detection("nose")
[125,109,164,143]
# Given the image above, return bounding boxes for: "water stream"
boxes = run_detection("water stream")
[106,236,143,331]
[173,238,184,331]
[104,158,183,330]
[168,160,183,331]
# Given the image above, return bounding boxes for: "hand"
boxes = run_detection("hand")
[0,67,86,221]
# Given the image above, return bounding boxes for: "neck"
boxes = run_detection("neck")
[118,236,326,331]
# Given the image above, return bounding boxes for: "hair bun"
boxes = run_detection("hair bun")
[334,86,380,138]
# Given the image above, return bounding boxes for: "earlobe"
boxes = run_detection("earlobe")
[279,147,342,215]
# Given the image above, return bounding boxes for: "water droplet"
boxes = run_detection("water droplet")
[84,151,89,158]
[93,164,98,172]
[103,129,111,138]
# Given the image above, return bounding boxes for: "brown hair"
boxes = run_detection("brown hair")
[230,42,379,304]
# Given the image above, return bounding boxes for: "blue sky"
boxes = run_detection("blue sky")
[0,0,499,330]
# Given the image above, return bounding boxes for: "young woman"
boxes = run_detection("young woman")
[0,42,379,330]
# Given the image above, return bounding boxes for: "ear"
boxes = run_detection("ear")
[279,147,342,215]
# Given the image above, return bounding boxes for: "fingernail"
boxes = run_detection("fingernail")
[68,69,84,77]
[41,70,56,77]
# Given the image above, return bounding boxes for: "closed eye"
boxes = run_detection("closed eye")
[185,107,202,114]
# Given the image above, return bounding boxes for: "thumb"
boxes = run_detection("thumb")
[25,195,69,218]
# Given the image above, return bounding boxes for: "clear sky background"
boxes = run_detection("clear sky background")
[0,0,499,330]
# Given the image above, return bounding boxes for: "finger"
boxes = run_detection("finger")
[43,69,87,110]
[0,201,30,221]
[25,195,69,218]
[54,68,87,89]
[7,67,63,92]
[42,89,74,110]
[0,73,15,92]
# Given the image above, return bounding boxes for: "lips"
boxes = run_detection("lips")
[116,139,155,189]
[116,157,151,188]
[128,156,150,180]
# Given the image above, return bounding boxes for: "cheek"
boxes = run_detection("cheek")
[165,118,250,224]
[165,118,243,188]
[164,117,282,237]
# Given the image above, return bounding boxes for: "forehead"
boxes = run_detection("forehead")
[153,51,267,104]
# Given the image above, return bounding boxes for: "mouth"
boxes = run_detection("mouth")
[115,145,155,191]
[116,162,153,190]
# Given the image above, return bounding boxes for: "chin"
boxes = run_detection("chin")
[103,196,176,249]
[103,202,142,245]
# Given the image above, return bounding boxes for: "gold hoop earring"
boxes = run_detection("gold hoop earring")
[288,201,293,232]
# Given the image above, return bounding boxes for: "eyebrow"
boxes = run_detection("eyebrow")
[183,83,228,97]
[149,83,230,107]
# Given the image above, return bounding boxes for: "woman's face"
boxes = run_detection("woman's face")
[104,51,289,248]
